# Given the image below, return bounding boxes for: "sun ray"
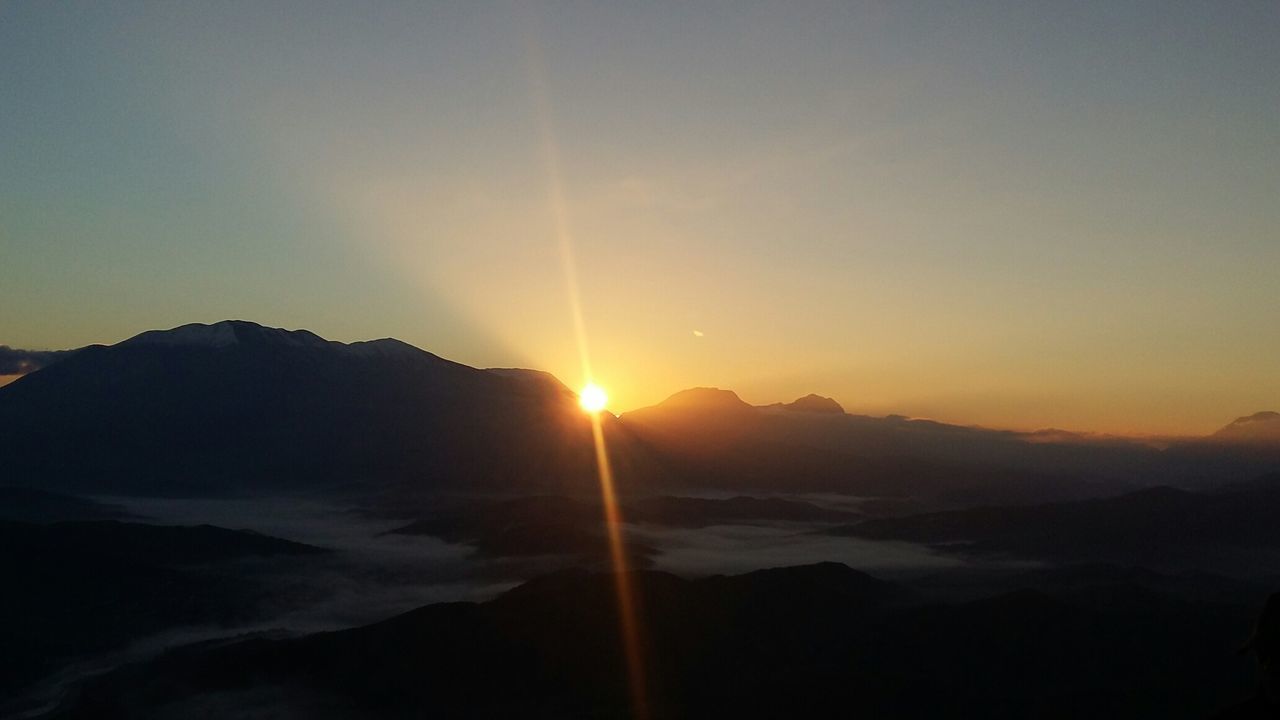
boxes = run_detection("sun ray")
[523,15,649,719]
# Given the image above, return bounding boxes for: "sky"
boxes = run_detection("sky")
[2,1,1278,434]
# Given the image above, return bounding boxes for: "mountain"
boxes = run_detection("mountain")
[830,477,1280,573]
[0,321,652,497]
[619,388,1147,505]
[52,562,1258,719]
[771,393,845,414]
[5,320,1278,502]
[1213,411,1280,444]
[0,519,325,702]
[621,390,1280,502]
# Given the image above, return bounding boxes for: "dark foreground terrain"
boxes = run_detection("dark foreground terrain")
[48,562,1265,719]
[6,322,1280,718]
[0,517,325,706]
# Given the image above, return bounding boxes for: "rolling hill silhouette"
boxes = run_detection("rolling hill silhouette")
[5,321,1279,718]
[621,387,1133,504]
[831,476,1280,573]
[52,562,1260,719]
[388,493,858,563]
[0,519,324,702]
[4,320,1280,508]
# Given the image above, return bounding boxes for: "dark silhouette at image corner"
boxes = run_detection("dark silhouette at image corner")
[1217,593,1280,718]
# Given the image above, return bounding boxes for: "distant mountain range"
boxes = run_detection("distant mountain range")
[623,387,1280,504]
[4,321,1277,719]
[831,476,1280,574]
[1213,411,1280,444]
[3,321,1278,503]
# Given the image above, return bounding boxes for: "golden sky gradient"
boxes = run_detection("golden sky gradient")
[2,3,1277,436]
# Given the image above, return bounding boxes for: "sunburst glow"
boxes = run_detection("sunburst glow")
[579,383,608,413]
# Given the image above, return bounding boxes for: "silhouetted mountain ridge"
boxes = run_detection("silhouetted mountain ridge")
[123,321,433,361]
[623,388,1280,499]
[769,393,845,414]
[1213,411,1280,444]
[5,320,1280,503]
[656,387,754,411]
[0,321,650,497]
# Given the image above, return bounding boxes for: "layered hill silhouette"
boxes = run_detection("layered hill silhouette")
[620,387,1099,503]
[624,391,1280,503]
[388,494,858,564]
[5,321,1279,718]
[53,562,1261,719]
[0,518,325,702]
[3,320,1278,504]
[831,475,1280,573]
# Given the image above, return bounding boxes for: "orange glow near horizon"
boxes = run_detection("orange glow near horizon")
[5,6,1279,441]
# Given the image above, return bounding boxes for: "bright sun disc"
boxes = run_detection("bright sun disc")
[579,383,608,413]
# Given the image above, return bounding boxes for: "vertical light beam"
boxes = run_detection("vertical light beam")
[522,14,650,720]
[591,413,649,720]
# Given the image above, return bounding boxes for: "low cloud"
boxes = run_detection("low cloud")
[0,346,74,375]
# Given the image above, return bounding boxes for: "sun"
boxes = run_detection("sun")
[579,383,608,413]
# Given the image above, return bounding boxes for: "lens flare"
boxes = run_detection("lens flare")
[579,383,608,413]
[525,17,648,717]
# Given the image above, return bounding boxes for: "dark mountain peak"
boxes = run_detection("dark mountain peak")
[122,320,329,350]
[658,387,752,411]
[1213,411,1280,443]
[118,321,441,363]
[778,393,844,414]
[0,320,610,496]
[341,337,436,361]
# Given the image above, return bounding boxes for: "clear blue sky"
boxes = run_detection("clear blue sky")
[2,1,1278,433]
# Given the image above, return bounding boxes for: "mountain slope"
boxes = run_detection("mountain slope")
[1213,411,1280,444]
[619,389,1131,504]
[6,320,1278,502]
[0,321,649,497]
